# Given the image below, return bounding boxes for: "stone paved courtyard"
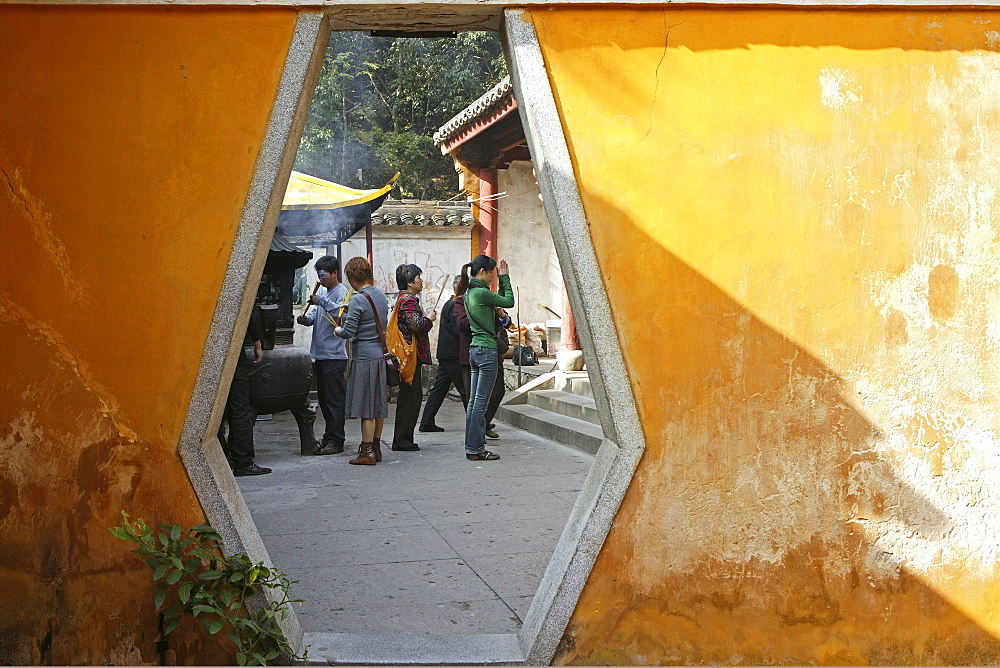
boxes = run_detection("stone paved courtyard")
[236,398,593,635]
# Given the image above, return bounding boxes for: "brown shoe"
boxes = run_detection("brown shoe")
[373,437,382,463]
[315,442,344,455]
[349,441,376,466]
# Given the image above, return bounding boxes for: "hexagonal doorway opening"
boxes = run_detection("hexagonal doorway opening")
[180,10,644,665]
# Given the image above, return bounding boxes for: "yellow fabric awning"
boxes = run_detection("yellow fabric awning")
[281,171,400,211]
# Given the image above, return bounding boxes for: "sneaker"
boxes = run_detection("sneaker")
[466,450,500,461]
[485,429,499,439]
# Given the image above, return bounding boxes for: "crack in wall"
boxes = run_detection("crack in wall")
[637,14,683,148]
[0,154,88,304]
[0,290,137,442]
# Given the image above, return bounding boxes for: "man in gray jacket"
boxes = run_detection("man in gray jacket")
[297,255,350,454]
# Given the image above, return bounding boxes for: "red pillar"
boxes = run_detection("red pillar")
[478,167,498,258]
[562,286,580,350]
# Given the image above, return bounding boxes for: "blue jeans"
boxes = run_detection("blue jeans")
[465,346,498,454]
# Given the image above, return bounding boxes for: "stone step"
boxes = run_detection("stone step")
[496,403,604,455]
[552,374,593,399]
[527,389,601,426]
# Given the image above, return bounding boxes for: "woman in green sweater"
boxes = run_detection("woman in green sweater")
[458,254,515,460]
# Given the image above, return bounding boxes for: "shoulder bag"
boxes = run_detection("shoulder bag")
[361,290,401,387]
[467,289,510,356]
[386,294,418,385]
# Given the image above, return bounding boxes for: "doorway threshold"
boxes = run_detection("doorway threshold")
[303,632,524,665]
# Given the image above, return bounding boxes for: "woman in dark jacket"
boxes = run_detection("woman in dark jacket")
[334,257,389,466]
[419,274,467,432]
[391,263,436,451]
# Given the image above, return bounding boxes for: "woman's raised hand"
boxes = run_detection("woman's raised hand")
[497,258,509,276]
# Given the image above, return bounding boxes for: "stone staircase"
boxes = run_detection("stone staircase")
[496,370,604,455]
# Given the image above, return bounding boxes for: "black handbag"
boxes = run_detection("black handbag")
[362,291,401,387]
[512,344,537,366]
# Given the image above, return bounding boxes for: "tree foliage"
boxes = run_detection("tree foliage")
[294,31,507,200]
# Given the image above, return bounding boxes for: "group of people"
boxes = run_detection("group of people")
[309,253,515,465]
[220,253,515,475]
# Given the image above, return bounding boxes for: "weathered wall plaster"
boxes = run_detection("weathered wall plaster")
[497,160,564,330]
[530,7,1000,664]
[0,6,298,663]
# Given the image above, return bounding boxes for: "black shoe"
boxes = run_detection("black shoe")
[488,423,496,429]
[466,450,500,461]
[233,463,272,476]
[391,443,420,451]
[418,424,444,433]
[314,442,344,455]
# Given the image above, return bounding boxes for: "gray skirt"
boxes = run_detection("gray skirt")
[346,358,389,419]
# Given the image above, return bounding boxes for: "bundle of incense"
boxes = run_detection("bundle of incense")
[337,290,353,321]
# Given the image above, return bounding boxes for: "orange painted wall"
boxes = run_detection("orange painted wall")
[0,6,297,663]
[531,7,1000,664]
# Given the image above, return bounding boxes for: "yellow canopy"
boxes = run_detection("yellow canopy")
[281,171,400,211]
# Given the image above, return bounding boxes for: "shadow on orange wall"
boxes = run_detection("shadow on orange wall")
[553,191,1000,665]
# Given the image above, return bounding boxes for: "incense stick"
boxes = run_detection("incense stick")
[433,278,448,309]
[306,282,319,310]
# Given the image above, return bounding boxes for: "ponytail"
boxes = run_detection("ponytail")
[456,263,472,296]
[458,254,497,295]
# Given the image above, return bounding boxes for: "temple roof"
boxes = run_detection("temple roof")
[270,233,311,254]
[280,200,473,245]
[433,76,515,151]
[281,171,399,210]
[373,201,473,226]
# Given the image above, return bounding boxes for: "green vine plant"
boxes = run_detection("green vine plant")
[111,511,307,666]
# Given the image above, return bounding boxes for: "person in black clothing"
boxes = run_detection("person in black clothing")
[419,275,468,432]
[218,304,271,476]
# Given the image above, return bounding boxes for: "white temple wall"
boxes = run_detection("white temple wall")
[497,160,563,341]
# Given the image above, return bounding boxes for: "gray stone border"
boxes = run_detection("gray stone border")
[176,9,329,655]
[504,9,646,665]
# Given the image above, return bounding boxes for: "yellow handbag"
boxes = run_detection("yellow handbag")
[386,299,417,386]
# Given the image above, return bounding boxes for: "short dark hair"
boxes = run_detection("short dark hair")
[344,256,373,286]
[395,263,422,291]
[315,255,340,276]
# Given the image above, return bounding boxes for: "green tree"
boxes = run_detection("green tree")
[294,31,507,200]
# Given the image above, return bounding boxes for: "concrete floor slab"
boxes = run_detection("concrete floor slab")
[463,551,559,601]
[408,495,572,525]
[433,519,564,559]
[268,523,460,568]
[300,596,522,635]
[303,632,524,665]
[301,559,498,608]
